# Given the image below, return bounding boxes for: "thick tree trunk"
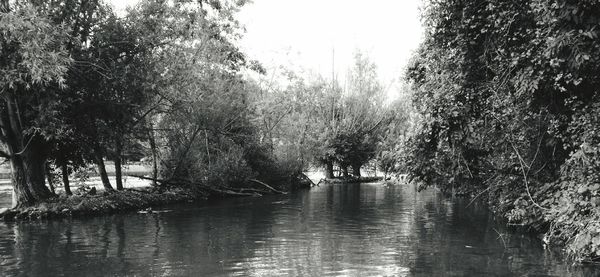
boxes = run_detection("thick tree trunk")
[352,164,361,177]
[10,150,53,208]
[11,157,36,208]
[114,139,124,190]
[94,151,114,192]
[1,94,53,207]
[60,162,71,195]
[325,160,334,179]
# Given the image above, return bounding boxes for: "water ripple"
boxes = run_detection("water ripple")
[0,183,598,276]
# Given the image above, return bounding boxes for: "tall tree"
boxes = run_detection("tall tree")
[329,52,388,177]
[0,2,72,207]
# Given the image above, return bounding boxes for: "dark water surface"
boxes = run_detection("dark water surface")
[0,182,598,276]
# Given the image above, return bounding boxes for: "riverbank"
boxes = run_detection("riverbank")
[0,171,371,221]
[0,186,209,221]
[0,171,321,221]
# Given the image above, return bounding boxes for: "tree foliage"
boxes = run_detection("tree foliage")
[406,0,600,261]
[248,51,399,179]
[1,0,409,212]
[0,2,72,206]
[0,0,277,206]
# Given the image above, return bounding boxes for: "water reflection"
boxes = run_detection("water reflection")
[0,183,598,276]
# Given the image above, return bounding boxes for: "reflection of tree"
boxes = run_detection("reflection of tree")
[1,217,136,276]
[0,184,596,276]
[116,217,126,258]
[141,198,282,275]
[408,188,578,276]
[100,219,111,258]
[151,213,160,264]
[61,223,73,271]
[225,183,417,276]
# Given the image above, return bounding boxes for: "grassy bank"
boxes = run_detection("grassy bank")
[0,171,315,222]
[0,186,208,221]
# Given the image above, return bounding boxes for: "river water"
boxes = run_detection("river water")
[0,182,598,276]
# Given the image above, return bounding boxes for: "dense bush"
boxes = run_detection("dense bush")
[406,0,600,261]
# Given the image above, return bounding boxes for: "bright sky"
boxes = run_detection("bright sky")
[111,0,423,89]
[237,0,423,86]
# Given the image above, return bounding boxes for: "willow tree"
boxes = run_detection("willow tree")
[311,52,388,177]
[269,51,389,178]
[0,2,71,207]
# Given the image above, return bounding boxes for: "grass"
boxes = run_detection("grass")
[0,186,207,221]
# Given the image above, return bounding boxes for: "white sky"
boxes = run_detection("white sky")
[238,0,423,86]
[111,0,423,89]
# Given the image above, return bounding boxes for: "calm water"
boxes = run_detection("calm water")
[0,182,598,276]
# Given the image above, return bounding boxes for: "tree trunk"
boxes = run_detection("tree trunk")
[94,150,114,192]
[352,164,361,177]
[114,139,124,190]
[61,162,71,195]
[45,162,55,195]
[148,127,158,186]
[325,160,334,179]
[1,96,53,207]
[11,157,36,208]
[373,163,377,177]
[10,148,53,208]
[114,156,123,190]
[342,166,349,178]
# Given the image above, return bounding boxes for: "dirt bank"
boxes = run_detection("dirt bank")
[0,186,208,221]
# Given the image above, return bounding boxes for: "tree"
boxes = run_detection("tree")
[128,0,281,189]
[48,138,87,195]
[328,51,388,177]
[375,93,414,179]
[254,51,390,179]
[0,2,71,207]
[71,11,155,191]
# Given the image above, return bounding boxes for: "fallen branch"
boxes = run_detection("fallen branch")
[248,179,287,194]
[209,188,260,197]
[217,185,269,195]
[131,175,263,197]
[297,172,318,187]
